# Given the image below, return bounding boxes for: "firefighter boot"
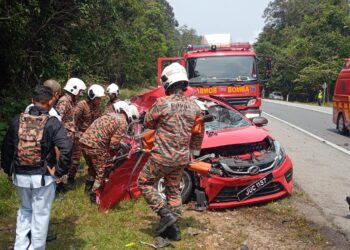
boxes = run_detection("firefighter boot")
[156,207,177,234]
[85,180,94,193]
[160,223,181,241]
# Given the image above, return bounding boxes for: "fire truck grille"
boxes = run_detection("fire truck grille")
[212,182,283,203]
[222,96,254,107]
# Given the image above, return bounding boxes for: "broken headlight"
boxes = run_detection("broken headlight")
[273,140,286,168]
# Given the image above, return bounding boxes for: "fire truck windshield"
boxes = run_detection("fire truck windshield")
[187,56,257,85]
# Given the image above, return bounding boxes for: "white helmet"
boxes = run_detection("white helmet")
[113,101,129,113]
[64,78,86,96]
[87,84,105,100]
[128,104,139,121]
[160,62,188,92]
[106,83,120,95]
[113,102,139,123]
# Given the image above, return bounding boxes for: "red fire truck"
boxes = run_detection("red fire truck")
[333,58,350,135]
[157,34,270,118]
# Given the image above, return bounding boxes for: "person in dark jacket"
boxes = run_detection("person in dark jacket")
[1,85,72,250]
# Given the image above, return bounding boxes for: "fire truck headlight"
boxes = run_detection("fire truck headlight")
[247,98,256,106]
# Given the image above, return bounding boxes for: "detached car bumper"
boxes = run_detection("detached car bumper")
[201,156,293,209]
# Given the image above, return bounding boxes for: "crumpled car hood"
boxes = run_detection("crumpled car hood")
[202,126,269,149]
[131,86,198,112]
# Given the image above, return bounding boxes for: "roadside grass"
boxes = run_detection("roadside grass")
[0,171,333,249]
[0,172,207,250]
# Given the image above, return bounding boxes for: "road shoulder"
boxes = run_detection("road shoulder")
[265,113,350,248]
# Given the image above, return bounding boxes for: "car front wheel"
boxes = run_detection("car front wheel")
[156,170,193,203]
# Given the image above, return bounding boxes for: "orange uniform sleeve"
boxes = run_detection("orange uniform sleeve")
[55,99,69,119]
[109,118,127,150]
[190,111,205,151]
[144,100,161,129]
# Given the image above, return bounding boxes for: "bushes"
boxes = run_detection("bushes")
[0,1,200,123]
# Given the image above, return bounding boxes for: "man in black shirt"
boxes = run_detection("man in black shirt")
[1,85,72,250]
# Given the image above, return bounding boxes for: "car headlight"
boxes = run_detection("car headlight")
[273,140,286,168]
[247,98,256,106]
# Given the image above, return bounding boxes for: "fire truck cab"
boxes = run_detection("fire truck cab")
[333,58,350,135]
[157,34,267,118]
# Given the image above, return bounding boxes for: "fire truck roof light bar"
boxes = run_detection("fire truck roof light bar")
[187,42,251,52]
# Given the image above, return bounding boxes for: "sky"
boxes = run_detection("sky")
[167,0,272,43]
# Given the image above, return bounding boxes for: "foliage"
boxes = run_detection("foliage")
[255,0,350,101]
[0,0,200,122]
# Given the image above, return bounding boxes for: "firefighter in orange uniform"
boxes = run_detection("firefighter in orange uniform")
[55,78,86,192]
[68,84,105,185]
[137,63,204,240]
[79,101,139,202]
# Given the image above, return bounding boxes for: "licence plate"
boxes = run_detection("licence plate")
[237,173,274,201]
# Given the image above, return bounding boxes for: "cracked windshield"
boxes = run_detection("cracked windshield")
[205,105,250,130]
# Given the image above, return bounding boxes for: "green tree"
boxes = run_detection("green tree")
[256,0,350,101]
[0,0,198,123]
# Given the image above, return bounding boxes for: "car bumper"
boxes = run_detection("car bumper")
[201,156,293,209]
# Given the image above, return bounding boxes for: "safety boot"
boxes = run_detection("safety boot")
[160,223,181,241]
[85,180,94,193]
[156,206,177,234]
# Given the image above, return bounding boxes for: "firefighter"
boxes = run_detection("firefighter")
[55,78,86,192]
[137,62,205,241]
[1,85,72,250]
[79,101,139,203]
[68,84,105,185]
[105,83,120,113]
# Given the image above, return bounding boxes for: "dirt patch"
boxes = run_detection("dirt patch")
[176,194,336,250]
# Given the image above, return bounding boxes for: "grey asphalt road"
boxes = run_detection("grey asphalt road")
[261,99,350,246]
[262,100,350,152]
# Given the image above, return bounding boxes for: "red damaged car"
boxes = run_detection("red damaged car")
[98,87,293,210]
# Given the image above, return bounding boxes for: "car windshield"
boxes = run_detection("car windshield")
[274,92,282,96]
[205,104,250,131]
[187,56,257,85]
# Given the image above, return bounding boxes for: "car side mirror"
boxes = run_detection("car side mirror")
[251,117,268,127]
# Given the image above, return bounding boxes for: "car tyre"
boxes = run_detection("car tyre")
[337,114,349,135]
[156,170,194,203]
